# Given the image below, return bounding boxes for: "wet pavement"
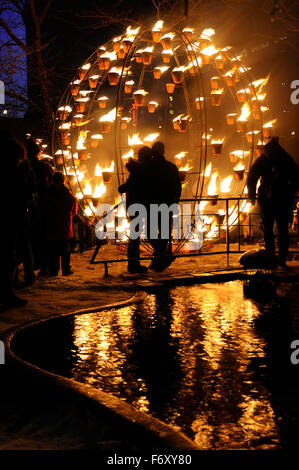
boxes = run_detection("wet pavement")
[12,280,299,450]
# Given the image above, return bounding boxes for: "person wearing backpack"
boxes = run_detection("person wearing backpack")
[247,137,299,266]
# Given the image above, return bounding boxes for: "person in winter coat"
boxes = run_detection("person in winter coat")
[147,141,182,271]
[118,146,152,273]
[15,152,37,287]
[26,136,54,274]
[45,172,78,276]
[0,134,29,311]
[247,137,299,266]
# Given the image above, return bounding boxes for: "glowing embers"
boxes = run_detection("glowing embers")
[133,89,149,106]
[108,67,122,85]
[172,114,191,132]
[153,66,169,79]
[211,138,224,155]
[233,162,246,181]
[147,101,158,113]
[78,63,91,80]
[152,20,164,42]
[99,108,116,133]
[263,119,277,138]
[237,103,251,133]
[210,89,224,106]
[178,163,192,182]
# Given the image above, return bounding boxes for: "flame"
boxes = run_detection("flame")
[195,97,204,103]
[236,88,250,96]
[76,131,87,150]
[91,133,103,141]
[200,45,219,56]
[95,163,102,177]
[143,46,154,53]
[263,118,277,128]
[246,130,260,137]
[172,65,188,72]
[152,20,164,31]
[179,164,192,171]
[109,67,122,75]
[102,161,115,172]
[113,36,122,43]
[98,96,109,102]
[99,50,117,61]
[174,151,188,160]
[125,80,134,86]
[237,103,251,122]
[240,201,252,213]
[154,66,169,74]
[230,150,250,158]
[144,133,159,142]
[187,56,202,68]
[233,163,245,171]
[211,138,224,144]
[93,181,106,198]
[133,89,149,97]
[83,181,92,196]
[128,133,143,146]
[173,113,184,123]
[81,63,91,70]
[252,93,266,102]
[99,108,116,122]
[162,49,173,56]
[75,97,89,103]
[208,171,218,195]
[84,205,96,217]
[220,176,233,193]
[201,28,215,38]
[148,100,158,107]
[183,27,194,33]
[58,106,72,112]
[79,90,93,97]
[204,162,212,177]
[122,149,134,159]
[59,122,71,130]
[250,74,270,91]
[211,89,224,95]
[89,74,99,80]
[125,26,140,36]
[161,32,175,40]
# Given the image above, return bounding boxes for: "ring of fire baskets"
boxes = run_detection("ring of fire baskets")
[53,20,276,254]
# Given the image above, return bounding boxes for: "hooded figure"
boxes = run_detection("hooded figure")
[247,137,299,266]
[147,141,182,272]
[45,172,78,276]
[118,146,153,273]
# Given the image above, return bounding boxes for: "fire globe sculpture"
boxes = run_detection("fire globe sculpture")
[52,21,276,254]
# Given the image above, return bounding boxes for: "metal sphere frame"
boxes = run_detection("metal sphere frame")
[52,23,271,255]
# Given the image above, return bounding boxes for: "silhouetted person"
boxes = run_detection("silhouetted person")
[118,146,152,273]
[247,137,299,266]
[15,149,37,287]
[26,136,54,274]
[148,141,182,271]
[45,172,78,276]
[0,134,28,311]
